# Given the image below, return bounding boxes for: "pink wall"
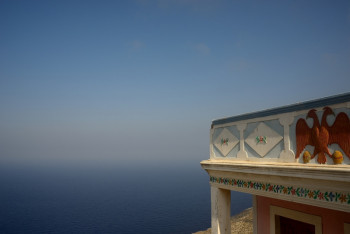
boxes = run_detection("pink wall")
[256,196,350,234]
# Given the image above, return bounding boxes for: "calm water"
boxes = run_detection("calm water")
[0,161,252,234]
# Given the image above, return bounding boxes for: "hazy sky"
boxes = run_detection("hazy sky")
[1,0,350,166]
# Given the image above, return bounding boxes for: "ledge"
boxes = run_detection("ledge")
[200,160,350,182]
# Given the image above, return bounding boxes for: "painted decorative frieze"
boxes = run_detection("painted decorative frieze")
[210,176,350,206]
[296,107,350,164]
[214,128,238,157]
[245,122,283,157]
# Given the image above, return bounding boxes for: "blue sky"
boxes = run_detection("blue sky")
[1,0,350,166]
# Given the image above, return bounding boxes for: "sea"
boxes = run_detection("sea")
[0,160,252,234]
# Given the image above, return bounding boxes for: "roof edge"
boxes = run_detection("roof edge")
[212,92,350,126]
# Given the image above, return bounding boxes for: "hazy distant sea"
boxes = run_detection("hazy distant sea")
[0,160,251,234]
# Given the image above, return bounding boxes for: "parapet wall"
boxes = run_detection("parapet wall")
[210,93,350,165]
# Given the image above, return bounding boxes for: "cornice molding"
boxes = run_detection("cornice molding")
[201,160,350,182]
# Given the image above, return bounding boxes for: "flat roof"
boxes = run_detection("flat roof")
[212,92,350,126]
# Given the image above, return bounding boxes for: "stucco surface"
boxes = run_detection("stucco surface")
[256,196,350,234]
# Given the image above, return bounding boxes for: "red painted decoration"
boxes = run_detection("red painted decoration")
[296,107,350,164]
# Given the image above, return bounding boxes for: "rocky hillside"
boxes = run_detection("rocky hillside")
[193,207,253,234]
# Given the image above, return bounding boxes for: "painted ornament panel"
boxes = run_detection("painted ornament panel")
[245,122,283,157]
[296,107,350,164]
[214,128,238,157]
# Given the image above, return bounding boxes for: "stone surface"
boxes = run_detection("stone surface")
[193,207,253,234]
[211,187,231,233]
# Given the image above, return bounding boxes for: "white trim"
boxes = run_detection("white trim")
[270,205,322,234]
[211,186,231,234]
[237,123,248,159]
[210,128,215,159]
[201,160,350,182]
[279,114,295,162]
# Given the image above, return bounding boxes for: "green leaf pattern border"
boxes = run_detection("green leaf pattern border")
[210,176,350,205]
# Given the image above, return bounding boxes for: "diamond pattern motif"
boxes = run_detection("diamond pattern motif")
[214,128,238,156]
[245,123,282,157]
